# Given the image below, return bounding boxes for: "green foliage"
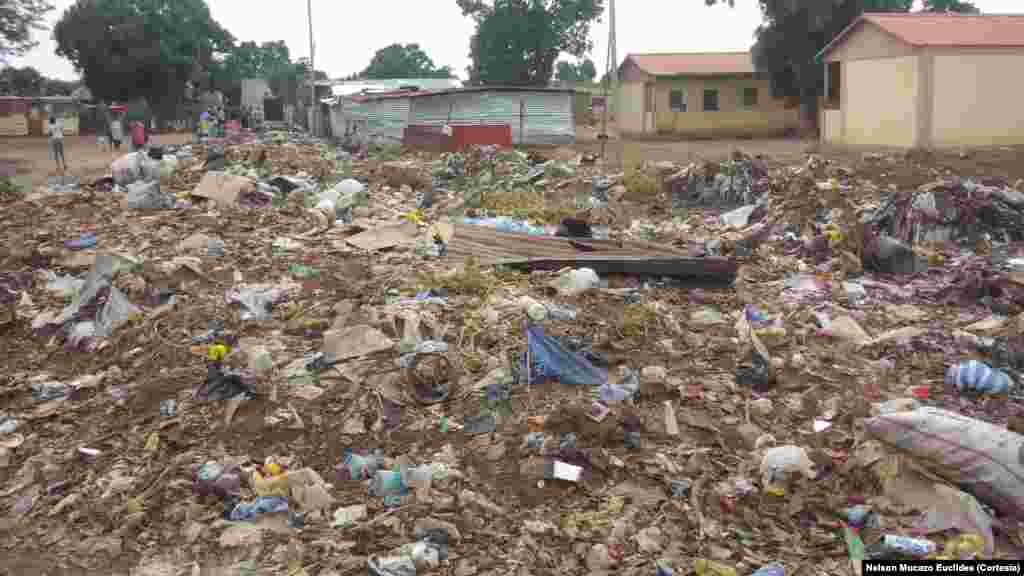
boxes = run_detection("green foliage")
[0,66,81,96]
[53,0,233,114]
[701,0,979,105]
[359,43,454,79]
[0,0,54,57]
[922,0,979,12]
[556,58,597,82]
[458,0,604,86]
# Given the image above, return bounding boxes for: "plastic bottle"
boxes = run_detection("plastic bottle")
[945,360,1012,395]
[874,535,937,559]
[338,448,383,481]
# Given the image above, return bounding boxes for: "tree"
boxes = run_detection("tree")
[0,0,54,59]
[556,58,597,82]
[358,43,454,79]
[701,0,978,127]
[458,0,604,86]
[0,65,79,96]
[0,65,43,95]
[922,0,979,12]
[54,0,232,125]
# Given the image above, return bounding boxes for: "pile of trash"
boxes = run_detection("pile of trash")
[2,132,1024,576]
[666,152,772,209]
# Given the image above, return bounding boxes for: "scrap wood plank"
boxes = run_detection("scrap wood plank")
[445,223,693,263]
[445,223,736,283]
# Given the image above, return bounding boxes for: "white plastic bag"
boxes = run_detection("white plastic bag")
[865,407,1024,519]
[760,445,816,487]
[111,152,142,186]
[553,268,600,297]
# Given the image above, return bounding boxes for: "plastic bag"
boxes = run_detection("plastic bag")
[111,152,143,186]
[865,408,1024,519]
[945,360,1012,395]
[760,445,816,487]
[522,324,608,386]
[225,285,288,321]
[139,157,161,182]
[159,155,178,179]
[553,268,600,297]
[126,180,175,210]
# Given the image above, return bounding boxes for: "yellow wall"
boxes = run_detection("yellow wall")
[930,50,1024,147]
[616,81,646,135]
[649,76,798,137]
[842,56,918,147]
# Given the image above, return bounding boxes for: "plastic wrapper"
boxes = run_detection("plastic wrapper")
[865,407,1024,519]
[522,324,608,386]
[225,285,288,321]
[228,495,289,521]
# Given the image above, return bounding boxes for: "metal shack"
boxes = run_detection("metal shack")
[330,86,576,147]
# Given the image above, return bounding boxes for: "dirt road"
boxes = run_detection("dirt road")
[0,133,193,190]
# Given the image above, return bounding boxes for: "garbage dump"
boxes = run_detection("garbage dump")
[2,130,1024,576]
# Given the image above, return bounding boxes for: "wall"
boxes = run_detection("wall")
[930,49,1024,147]
[616,82,646,135]
[649,76,798,137]
[824,21,914,63]
[821,109,842,144]
[407,90,574,146]
[842,56,917,147]
[241,78,271,109]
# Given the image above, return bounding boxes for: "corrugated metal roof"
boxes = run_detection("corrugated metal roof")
[349,85,576,103]
[623,52,755,77]
[817,13,1024,61]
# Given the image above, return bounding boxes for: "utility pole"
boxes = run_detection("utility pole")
[308,0,316,135]
[600,0,617,160]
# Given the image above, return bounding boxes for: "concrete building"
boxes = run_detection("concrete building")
[818,12,1024,148]
[616,52,798,138]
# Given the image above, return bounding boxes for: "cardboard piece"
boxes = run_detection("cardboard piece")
[192,173,255,207]
[345,221,420,251]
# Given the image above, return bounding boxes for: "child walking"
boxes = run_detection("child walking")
[48,116,66,173]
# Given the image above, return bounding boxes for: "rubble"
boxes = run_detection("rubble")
[1,131,1023,575]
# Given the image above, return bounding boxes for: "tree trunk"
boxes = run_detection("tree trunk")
[799,97,819,138]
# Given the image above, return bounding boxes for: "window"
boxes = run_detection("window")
[703,89,719,112]
[669,89,687,112]
[742,87,758,108]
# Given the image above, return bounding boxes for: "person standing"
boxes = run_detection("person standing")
[110,114,124,150]
[131,119,146,152]
[48,115,66,173]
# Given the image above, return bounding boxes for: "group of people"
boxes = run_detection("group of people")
[104,114,148,152]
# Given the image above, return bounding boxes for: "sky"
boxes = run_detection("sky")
[8,0,1024,82]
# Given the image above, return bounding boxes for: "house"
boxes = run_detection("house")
[817,13,1024,148]
[328,86,576,147]
[0,96,81,137]
[616,52,799,138]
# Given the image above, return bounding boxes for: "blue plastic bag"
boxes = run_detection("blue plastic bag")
[229,496,289,521]
[946,360,1012,395]
[521,324,608,386]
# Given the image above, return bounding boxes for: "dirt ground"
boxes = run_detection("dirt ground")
[0,133,193,189]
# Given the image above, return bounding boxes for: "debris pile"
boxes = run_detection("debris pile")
[1,131,1023,575]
